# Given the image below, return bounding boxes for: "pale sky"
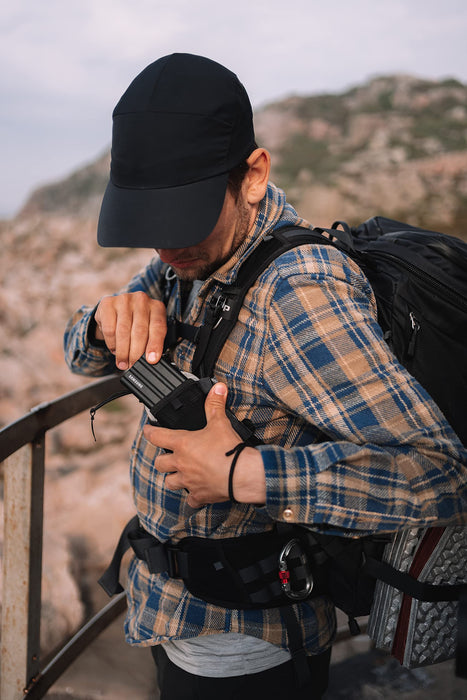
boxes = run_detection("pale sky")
[1,0,466,217]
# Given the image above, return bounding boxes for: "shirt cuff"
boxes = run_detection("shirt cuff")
[87,305,107,348]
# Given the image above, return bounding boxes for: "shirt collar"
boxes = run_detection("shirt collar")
[209,182,312,286]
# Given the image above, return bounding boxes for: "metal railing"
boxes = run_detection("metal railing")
[0,375,126,699]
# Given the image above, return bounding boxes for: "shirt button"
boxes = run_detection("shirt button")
[282,508,294,521]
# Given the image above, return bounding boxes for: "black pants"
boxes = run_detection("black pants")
[152,644,331,700]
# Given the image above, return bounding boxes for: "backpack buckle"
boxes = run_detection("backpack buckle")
[278,538,314,601]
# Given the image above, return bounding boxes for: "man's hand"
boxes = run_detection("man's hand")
[143,383,266,508]
[94,292,167,370]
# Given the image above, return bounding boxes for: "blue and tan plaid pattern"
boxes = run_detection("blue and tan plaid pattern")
[64,183,467,654]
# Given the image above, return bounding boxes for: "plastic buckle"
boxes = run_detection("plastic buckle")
[278,538,314,601]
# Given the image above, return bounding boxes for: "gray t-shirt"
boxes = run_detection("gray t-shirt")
[164,633,291,677]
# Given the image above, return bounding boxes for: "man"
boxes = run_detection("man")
[64,53,467,699]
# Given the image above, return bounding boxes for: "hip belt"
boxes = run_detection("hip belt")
[98,517,381,688]
[99,516,329,609]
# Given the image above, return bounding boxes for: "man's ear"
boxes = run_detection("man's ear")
[244,148,271,204]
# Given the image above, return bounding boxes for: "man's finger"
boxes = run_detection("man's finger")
[154,451,179,474]
[146,302,168,364]
[143,424,178,451]
[204,382,228,423]
[114,303,134,370]
[128,312,151,367]
[94,300,117,351]
[164,472,184,491]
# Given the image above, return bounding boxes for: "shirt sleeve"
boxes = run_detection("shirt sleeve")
[63,256,165,377]
[258,245,467,535]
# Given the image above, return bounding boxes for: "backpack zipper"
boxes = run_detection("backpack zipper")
[407,312,420,358]
[363,249,467,310]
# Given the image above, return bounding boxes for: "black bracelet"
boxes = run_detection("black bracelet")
[225,442,249,503]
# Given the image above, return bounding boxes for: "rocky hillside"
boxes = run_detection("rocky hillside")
[1,73,466,657]
[255,74,467,235]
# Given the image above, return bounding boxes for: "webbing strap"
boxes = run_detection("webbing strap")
[238,553,283,604]
[165,227,335,376]
[165,318,200,349]
[363,555,466,602]
[280,606,311,687]
[193,227,332,376]
[98,515,139,596]
[98,517,184,596]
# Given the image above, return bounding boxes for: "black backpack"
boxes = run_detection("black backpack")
[186,216,467,446]
[167,216,467,675]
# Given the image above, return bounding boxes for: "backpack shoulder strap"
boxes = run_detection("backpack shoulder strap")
[193,226,334,376]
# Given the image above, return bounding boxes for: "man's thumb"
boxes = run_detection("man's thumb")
[205,382,228,422]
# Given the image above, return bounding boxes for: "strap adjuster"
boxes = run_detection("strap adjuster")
[140,540,181,578]
[127,527,182,579]
[166,545,181,578]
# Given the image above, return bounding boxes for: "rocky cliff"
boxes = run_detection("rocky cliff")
[1,73,466,656]
[255,74,467,234]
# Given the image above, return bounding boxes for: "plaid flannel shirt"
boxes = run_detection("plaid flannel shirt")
[64,183,467,655]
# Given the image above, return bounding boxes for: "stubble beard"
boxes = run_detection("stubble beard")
[176,198,252,282]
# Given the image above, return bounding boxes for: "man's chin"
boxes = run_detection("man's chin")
[172,261,218,282]
[175,269,199,281]
[161,258,200,280]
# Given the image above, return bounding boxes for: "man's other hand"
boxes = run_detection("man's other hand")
[94,292,167,370]
[144,383,266,508]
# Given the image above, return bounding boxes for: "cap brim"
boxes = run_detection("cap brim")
[97,171,229,249]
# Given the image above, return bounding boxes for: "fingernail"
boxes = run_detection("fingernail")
[147,352,158,363]
[117,361,128,370]
[214,383,226,395]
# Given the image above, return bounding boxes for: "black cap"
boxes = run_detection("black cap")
[97,53,256,249]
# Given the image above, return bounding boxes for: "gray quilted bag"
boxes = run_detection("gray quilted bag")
[368,525,467,668]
